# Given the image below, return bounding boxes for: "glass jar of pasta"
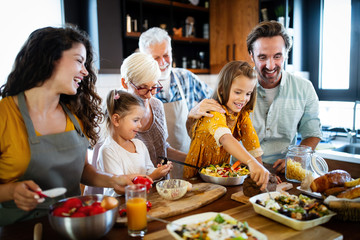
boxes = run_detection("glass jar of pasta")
[284,145,328,189]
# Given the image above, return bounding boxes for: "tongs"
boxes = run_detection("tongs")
[158,156,200,170]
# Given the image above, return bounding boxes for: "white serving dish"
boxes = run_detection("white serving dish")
[249,192,336,231]
[166,212,267,240]
[296,186,323,199]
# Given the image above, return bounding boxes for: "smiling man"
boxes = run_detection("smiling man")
[246,21,322,172]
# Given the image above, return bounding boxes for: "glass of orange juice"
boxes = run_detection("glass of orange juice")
[125,184,147,237]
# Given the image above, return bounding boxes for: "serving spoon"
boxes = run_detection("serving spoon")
[35,187,67,198]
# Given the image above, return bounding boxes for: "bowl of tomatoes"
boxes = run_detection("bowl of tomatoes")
[48,195,119,240]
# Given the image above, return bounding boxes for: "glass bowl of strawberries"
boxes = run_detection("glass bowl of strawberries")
[48,195,119,240]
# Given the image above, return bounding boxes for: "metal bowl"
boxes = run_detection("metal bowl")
[198,168,249,186]
[48,194,118,240]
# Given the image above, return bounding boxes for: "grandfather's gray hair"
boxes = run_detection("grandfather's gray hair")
[139,27,172,53]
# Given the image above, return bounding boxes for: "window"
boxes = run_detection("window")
[320,0,351,89]
[0,0,64,88]
[316,0,360,101]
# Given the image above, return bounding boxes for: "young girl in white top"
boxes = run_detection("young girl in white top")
[97,90,172,196]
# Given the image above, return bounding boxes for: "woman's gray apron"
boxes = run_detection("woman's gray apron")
[0,92,88,226]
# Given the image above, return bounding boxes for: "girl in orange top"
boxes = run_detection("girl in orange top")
[184,61,269,190]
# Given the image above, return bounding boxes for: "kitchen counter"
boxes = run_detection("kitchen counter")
[1,170,358,240]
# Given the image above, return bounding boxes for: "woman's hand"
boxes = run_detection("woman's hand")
[247,159,270,191]
[12,180,44,211]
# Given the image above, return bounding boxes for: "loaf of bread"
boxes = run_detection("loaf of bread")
[324,187,347,197]
[337,185,360,199]
[310,170,352,193]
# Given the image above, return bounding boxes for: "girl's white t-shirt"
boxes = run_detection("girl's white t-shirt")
[97,136,155,196]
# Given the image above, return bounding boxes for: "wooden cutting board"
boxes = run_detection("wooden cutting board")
[117,183,226,223]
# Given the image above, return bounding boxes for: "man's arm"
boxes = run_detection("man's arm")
[186,99,224,136]
[300,137,321,150]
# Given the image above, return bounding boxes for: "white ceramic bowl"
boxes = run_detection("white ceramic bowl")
[156,179,188,200]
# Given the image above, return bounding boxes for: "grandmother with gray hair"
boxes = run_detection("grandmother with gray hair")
[120,52,187,172]
[138,27,224,159]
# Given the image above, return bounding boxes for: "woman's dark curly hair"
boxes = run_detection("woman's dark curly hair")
[0,25,103,146]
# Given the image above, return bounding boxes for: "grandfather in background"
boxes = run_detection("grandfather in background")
[138,27,223,154]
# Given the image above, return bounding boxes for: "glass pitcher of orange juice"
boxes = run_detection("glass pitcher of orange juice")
[126,184,147,237]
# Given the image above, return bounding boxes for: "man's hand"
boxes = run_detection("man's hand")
[273,159,286,173]
[188,99,224,119]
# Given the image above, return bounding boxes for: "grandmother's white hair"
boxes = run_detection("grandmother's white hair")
[120,52,161,85]
[139,27,172,54]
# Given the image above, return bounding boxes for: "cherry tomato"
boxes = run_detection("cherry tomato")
[63,198,82,209]
[89,206,106,216]
[71,212,87,218]
[132,176,152,191]
[119,208,127,217]
[146,201,152,211]
[76,206,92,216]
[53,206,71,217]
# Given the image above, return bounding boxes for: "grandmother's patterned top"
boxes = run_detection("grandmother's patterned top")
[183,106,263,178]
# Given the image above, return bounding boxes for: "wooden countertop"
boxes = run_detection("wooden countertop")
[1,177,358,240]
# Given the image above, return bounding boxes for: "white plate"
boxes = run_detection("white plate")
[42,187,67,198]
[166,212,267,240]
[296,186,322,199]
[249,192,336,231]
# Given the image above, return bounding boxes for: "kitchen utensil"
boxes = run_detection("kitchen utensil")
[158,156,200,169]
[35,187,67,198]
[33,223,42,240]
[48,194,118,240]
[265,187,274,200]
[147,215,181,227]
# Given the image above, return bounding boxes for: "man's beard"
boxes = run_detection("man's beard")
[159,65,172,80]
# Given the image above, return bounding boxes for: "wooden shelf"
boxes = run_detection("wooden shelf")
[172,36,209,43]
[172,2,209,12]
[126,33,209,44]
[125,32,141,38]
[143,0,171,6]
[143,0,208,11]
[188,68,210,74]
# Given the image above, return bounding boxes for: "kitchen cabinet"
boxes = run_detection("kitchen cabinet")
[209,0,259,74]
[122,0,210,74]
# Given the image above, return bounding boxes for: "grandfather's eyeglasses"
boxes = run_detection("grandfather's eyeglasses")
[129,81,163,95]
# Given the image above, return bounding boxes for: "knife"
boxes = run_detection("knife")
[158,156,200,170]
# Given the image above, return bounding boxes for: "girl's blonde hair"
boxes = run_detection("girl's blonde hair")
[120,52,161,86]
[105,89,144,130]
[212,61,257,112]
